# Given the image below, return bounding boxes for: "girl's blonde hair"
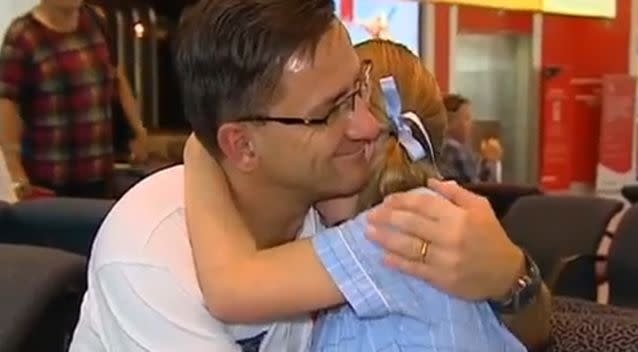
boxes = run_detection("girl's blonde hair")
[354,40,447,211]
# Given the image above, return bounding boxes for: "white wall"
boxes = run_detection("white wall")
[0,0,38,39]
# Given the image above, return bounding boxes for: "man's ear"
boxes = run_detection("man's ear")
[217,123,258,172]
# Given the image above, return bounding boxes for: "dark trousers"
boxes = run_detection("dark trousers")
[49,180,112,199]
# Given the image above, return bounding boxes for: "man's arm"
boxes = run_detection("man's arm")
[490,248,551,349]
[501,284,552,351]
[365,180,552,348]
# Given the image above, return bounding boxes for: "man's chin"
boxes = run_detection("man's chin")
[328,173,370,200]
[312,162,372,202]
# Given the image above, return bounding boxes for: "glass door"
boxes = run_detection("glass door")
[453,33,536,183]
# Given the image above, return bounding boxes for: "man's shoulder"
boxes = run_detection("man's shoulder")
[90,166,188,268]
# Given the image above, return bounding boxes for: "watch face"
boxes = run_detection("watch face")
[490,250,542,314]
[516,253,542,306]
[518,277,529,287]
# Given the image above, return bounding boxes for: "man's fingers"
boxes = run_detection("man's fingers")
[384,253,476,300]
[427,178,484,208]
[382,191,458,221]
[366,225,448,267]
[366,226,424,261]
[384,253,442,284]
[368,207,441,243]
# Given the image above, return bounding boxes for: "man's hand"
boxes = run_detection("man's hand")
[366,179,524,300]
[480,138,503,162]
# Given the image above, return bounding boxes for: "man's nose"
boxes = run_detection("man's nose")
[345,97,381,141]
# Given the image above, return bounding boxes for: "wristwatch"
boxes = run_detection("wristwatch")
[489,250,542,314]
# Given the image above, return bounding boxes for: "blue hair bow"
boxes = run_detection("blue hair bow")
[380,76,435,163]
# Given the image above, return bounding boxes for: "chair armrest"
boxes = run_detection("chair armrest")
[546,254,605,300]
[0,200,11,223]
[0,201,17,243]
[10,198,114,255]
[0,245,86,352]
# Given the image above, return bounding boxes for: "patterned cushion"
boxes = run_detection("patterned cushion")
[547,297,638,352]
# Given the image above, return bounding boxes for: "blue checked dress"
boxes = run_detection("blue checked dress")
[310,187,527,352]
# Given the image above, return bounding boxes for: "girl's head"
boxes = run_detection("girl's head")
[354,39,447,211]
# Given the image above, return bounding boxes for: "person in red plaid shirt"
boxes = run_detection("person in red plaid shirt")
[0,0,147,198]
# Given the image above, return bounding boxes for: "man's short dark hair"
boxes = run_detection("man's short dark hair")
[443,94,470,114]
[174,0,336,155]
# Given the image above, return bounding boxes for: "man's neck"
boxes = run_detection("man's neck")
[34,3,80,32]
[225,169,312,249]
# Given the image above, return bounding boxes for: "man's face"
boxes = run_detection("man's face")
[250,21,381,202]
[451,103,473,142]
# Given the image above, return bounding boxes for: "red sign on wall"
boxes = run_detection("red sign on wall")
[341,0,353,21]
[596,75,636,191]
[599,75,636,173]
[540,69,574,190]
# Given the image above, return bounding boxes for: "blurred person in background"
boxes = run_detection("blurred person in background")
[0,0,147,199]
[440,93,502,184]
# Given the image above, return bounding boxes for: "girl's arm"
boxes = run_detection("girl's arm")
[184,136,345,323]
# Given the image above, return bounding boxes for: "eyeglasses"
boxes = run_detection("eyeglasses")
[237,60,373,126]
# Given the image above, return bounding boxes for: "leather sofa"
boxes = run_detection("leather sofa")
[0,198,113,352]
[1,198,114,256]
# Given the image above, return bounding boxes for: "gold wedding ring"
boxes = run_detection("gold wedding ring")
[419,240,430,263]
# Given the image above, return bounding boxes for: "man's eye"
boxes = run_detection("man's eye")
[340,98,354,111]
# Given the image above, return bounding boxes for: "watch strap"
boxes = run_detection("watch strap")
[489,249,542,314]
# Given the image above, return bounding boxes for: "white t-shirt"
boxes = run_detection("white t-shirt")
[69,166,321,352]
[0,149,17,203]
